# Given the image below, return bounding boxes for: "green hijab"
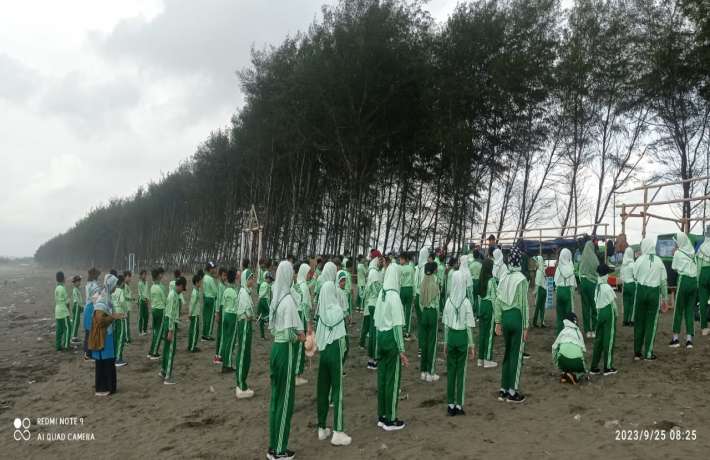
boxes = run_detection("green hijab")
[579,241,599,280]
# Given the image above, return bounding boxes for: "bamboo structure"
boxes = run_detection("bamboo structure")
[479,223,610,258]
[240,205,264,270]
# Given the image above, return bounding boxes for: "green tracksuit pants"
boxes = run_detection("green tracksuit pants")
[187,315,200,351]
[500,309,524,392]
[71,303,81,338]
[580,277,598,333]
[558,355,586,378]
[214,306,222,356]
[296,312,307,376]
[317,338,345,431]
[367,305,377,360]
[633,284,661,358]
[202,297,216,339]
[478,299,495,361]
[697,266,710,329]
[258,297,269,339]
[419,308,438,374]
[359,313,371,348]
[622,282,637,324]
[269,341,297,455]
[673,274,696,337]
[220,312,238,369]
[533,286,546,327]
[591,305,616,369]
[236,319,253,390]
[446,329,469,407]
[56,317,71,350]
[471,280,480,317]
[149,308,165,356]
[138,299,149,334]
[114,317,127,361]
[161,326,177,379]
[400,286,414,335]
[555,286,573,335]
[126,311,132,343]
[376,329,402,422]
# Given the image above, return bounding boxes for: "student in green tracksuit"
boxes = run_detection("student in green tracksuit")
[112,275,128,366]
[357,256,367,312]
[670,232,698,349]
[363,257,383,369]
[492,248,507,284]
[137,270,150,335]
[697,238,710,336]
[532,256,547,327]
[578,241,599,338]
[413,247,429,347]
[399,254,415,338]
[187,273,203,352]
[148,269,166,359]
[468,252,483,317]
[235,269,256,399]
[620,248,636,326]
[494,247,529,403]
[477,259,498,368]
[590,264,618,375]
[443,270,476,416]
[419,262,440,382]
[374,263,409,431]
[123,271,134,343]
[267,261,306,460]
[342,259,354,317]
[161,276,186,385]
[70,275,83,341]
[202,262,218,340]
[551,312,587,384]
[220,270,239,372]
[54,271,71,351]
[554,248,577,335]
[315,280,352,446]
[258,271,274,339]
[336,270,351,364]
[214,268,227,364]
[293,263,313,385]
[632,238,668,360]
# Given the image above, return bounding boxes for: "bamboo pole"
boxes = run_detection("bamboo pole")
[615,194,710,208]
[616,175,710,194]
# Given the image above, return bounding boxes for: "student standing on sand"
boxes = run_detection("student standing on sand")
[632,238,668,361]
[670,232,698,349]
[219,269,239,373]
[419,262,440,381]
[336,269,351,364]
[315,280,352,446]
[697,237,710,336]
[235,269,256,399]
[620,248,636,327]
[187,273,203,352]
[477,259,498,369]
[258,271,274,340]
[578,241,599,338]
[70,275,83,343]
[89,274,125,396]
[494,248,529,403]
[294,263,314,385]
[137,270,150,336]
[554,249,577,335]
[531,256,547,328]
[590,264,618,376]
[111,275,128,367]
[468,251,483,317]
[54,271,71,351]
[202,262,218,341]
[443,270,476,416]
[364,255,383,370]
[551,312,587,384]
[147,268,166,360]
[123,271,134,344]
[267,261,306,460]
[161,276,186,385]
[214,267,227,363]
[399,253,415,339]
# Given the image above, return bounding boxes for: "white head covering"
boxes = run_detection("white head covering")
[94,274,118,314]
[418,247,429,267]
[374,264,404,330]
[269,261,302,331]
[622,247,635,266]
[493,248,507,280]
[554,248,576,286]
[319,261,337,284]
[640,238,656,256]
[366,257,380,286]
[297,263,310,284]
[675,232,694,258]
[448,270,467,307]
[443,271,475,329]
[315,281,346,351]
[459,255,473,288]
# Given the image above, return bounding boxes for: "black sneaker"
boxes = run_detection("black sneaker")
[456,407,466,416]
[497,390,507,401]
[669,338,680,348]
[506,392,526,403]
[645,353,657,361]
[447,406,456,416]
[382,419,406,431]
[523,352,531,359]
[589,368,601,375]
[377,416,386,428]
[603,368,618,376]
[270,450,295,460]
[685,340,693,349]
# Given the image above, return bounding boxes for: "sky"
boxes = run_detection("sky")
[0,0,688,258]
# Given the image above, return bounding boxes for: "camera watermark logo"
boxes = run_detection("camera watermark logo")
[13,417,31,441]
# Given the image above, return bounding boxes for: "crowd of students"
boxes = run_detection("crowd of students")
[51,231,710,460]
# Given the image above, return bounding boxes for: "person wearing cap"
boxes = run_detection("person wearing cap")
[364,255,383,370]
[477,258,498,368]
[398,254,415,339]
[443,270,476,416]
[375,263,409,431]
[670,232,698,349]
[187,273,203,352]
[161,276,186,385]
[554,249,577,335]
[293,263,313,386]
[590,264,618,375]
[494,247,529,403]
[578,241,599,338]
[214,267,227,363]
[419,261,441,381]
[202,262,219,341]
[148,268,166,360]
[137,270,150,336]
[235,269,256,399]
[532,256,547,328]
[620,247,637,327]
[54,271,71,351]
[219,269,239,373]
[258,270,274,340]
[70,275,83,343]
[551,312,587,384]
[632,238,668,360]
[696,236,710,336]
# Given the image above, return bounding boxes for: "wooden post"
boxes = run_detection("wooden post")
[621,204,626,235]
[642,186,648,238]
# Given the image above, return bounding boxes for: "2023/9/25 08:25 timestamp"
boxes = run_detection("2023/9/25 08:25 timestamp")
[615,429,697,441]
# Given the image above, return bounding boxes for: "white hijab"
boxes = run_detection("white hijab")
[493,248,507,280]
[269,261,301,331]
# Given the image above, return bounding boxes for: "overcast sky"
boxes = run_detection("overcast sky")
[0,0,683,258]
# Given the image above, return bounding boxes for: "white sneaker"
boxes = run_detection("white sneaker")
[420,372,427,381]
[318,427,332,441]
[295,376,308,386]
[591,332,596,338]
[702,328,710,336]
[236,387,255,399]
[483,360,498,368]
[477,359,483,367]
[585,332,591,338]
[426,373,440,382]
[331,431,352,446]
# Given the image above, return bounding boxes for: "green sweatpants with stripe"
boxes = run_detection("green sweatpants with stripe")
[202,297,216,339]
[533,286,546,327]
[413,294,422,338]
[296,312,307,376]
[579,277,597,333]
[126,311,132,343]
[673,274,696,337]
[220,312,238,369]
[269,341,297,455]
[697,266,710,329]
[56,317,71,350]
[214,306,222,356]
[555,286,573,335]
[149,309,165,356]
[359,313,371,348]
[633,284,660,358]
[591,305,616,369]
[114,317,127,361]
[187,315,200,351]
[400,286,414,335]
[471,280,480,317]
[367,305,377,360]
[161,326,177,379]
[446,329,469,407]
[500,309,524,392]
[558,355,586,379]
[258,298,269,339]
[138,299,149,334]
[419,308,438,374]
[235,319,253,390]
[478,299,495,361]
[622,282,637,324]
[71,303,81,338]
[377,329,401,422]
[317,338,345,431]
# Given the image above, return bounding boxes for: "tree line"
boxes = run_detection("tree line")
[35,0,709,269]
